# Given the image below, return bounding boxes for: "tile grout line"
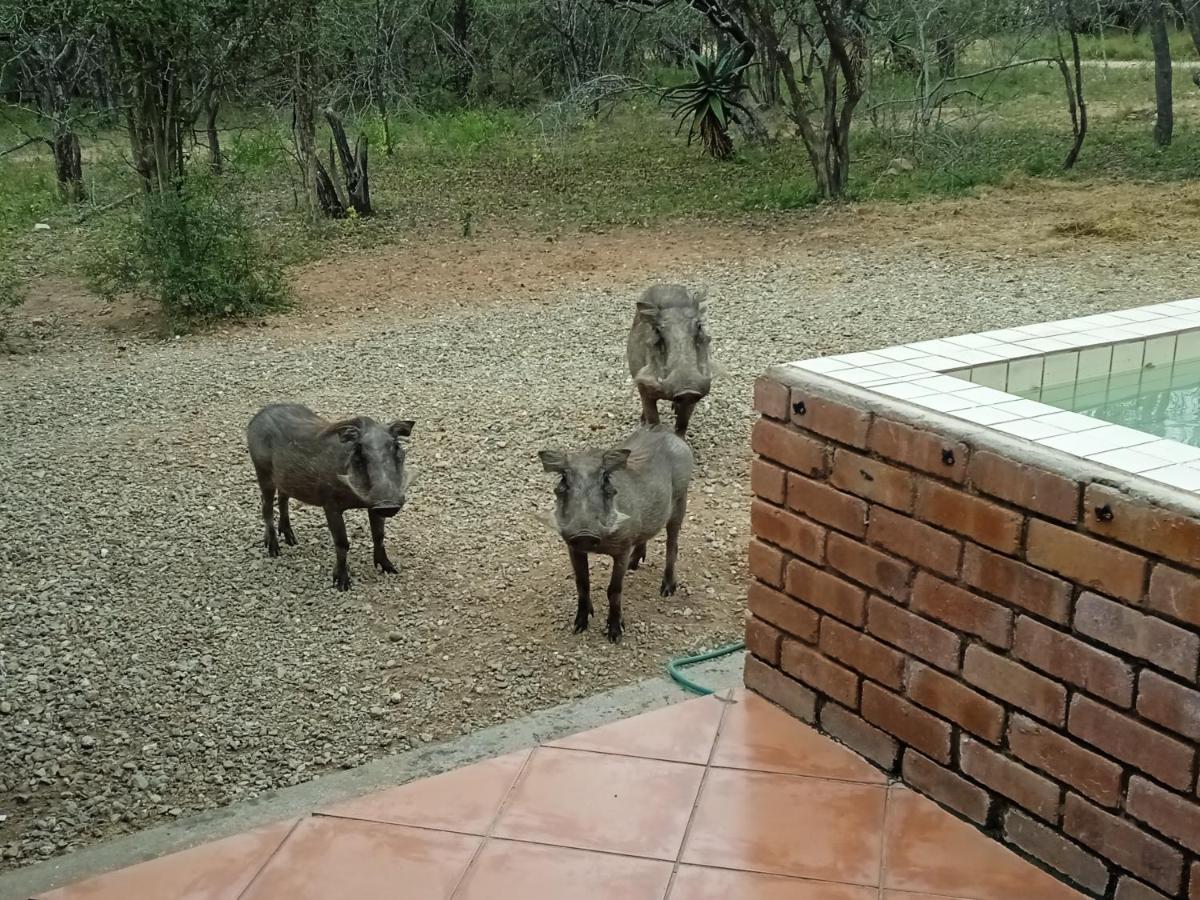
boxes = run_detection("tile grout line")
[538,742,888,786]
[445,746,539,900]
[876,783,894,900]
[232,817,305,900]
[661,690,737,900]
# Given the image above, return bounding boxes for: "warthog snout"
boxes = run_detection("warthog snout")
[371,502,403,518]
[566,532,602,551]
[672,389,704,404]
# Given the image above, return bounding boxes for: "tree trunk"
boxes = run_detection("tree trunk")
[293,0,321,218]
[52,131,84,202]
[1059,2,1088,170]
[205,91,221,174]
[452,0,472,99]
[1150,0,1173,145]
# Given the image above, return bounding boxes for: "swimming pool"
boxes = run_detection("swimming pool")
[787,298,1200,491]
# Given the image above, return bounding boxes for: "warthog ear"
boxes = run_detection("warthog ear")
[389,419,415,439]
[635,298,659,320]
[602,448,632,473]
[693,286,708,317]
[333,422,361,443]
[539,450,568,473]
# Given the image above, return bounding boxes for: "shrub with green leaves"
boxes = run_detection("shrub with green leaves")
[89,176,289,332]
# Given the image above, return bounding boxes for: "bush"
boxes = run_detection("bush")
[88,175,289,332]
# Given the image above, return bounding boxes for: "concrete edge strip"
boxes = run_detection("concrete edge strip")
[0,658,745,900]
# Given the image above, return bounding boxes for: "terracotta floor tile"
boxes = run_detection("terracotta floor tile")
[883,893,973,899]
[711,692,886,783]
[35,820,296,900]
[669,866,878,899]
[319,750,529,833]
[239,816,479,900]
[546,695,726,764]
[883,788,1085,900]
[492,747,704,859]
[454,838,673,900]
[682,768,887,885]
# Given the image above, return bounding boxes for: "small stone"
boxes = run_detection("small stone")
[0,702,11,715]
[80,736,95,748]
[419,732,434,743]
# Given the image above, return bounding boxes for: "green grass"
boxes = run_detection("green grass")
[1,57,1198,287]
[996,27,1197,63]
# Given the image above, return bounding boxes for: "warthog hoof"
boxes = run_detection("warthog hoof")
[606,617,624,643]
[333,568,352,592]
[660,575,677,597]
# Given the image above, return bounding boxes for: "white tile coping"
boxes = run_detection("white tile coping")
[783,300,1200,493]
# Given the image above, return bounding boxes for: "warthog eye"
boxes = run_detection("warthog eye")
[601,474,616,498]
[554,479,568,497]
[652,326,666,352]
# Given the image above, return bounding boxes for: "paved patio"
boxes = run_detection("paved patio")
[33,690,1083,900]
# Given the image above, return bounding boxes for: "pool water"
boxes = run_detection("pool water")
[1032,361,1200,448]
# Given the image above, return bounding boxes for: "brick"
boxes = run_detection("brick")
[1138,671,1200,742]
[1007,714,1122,807]
[861,682,952,763]
[785,558,867,627]
[866,508,961,578]
[788,390,871,449]
[748,539,784,588]
[1025,519,1147,604]
[1069,695,1195,791]
[1190,863,1199,899]
[786,473,868,537]
[819,618,907,689]
[744,655,817,723]
[748,581,820,643]
[751,500,826,564]
[820,702,899,771]
[964,645,1067,725]
[868,596,961,672]
[911,573,1012,648]
[1148,564,1200,629]
[1064,793,1184,893]
[968,451,1080,523]
[917,480,1023,554]
[1115,878,1170,900]
[1085,483,1200,569]
[1003,809,1110,894]
[752,418,828,477]
[827,533,913,602]
[1075,591,1199,679]
[750,459,786,504]
[962,544,1071,624]
[903,750,991,824]
[907,664,1005,743]
[830,449,915,512]
[781,641,859,707]
[753,377,791,420]
[869,418,969,483]
[960,736,1060,821]
[745,616,782,665]
[1014,616,1134,707]
[1127,776,1200,854]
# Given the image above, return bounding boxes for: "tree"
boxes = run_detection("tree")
[1052,0,1088,168]
[1149,0,1173,144]
[0,1,97,201]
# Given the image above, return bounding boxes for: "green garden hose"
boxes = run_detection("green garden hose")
[666,641,746,695]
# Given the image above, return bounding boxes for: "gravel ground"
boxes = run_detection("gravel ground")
[2,212,1199,868]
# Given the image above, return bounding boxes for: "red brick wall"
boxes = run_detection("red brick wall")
[747,371,1200,899]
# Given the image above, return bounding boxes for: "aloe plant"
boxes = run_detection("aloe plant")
[663,48,752,160]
